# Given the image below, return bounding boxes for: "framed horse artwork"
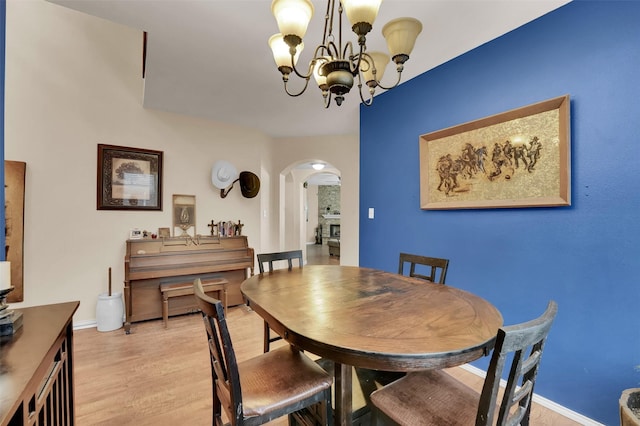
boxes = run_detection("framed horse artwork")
[419,95,571,210]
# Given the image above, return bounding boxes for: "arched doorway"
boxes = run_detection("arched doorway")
[279,161,340,264]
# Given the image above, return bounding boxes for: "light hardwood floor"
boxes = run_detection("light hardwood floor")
[306,243,339,266]
[73,246,581,425]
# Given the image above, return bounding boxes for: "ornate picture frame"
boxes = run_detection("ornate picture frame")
[420,95,570,210]
[97,144,163,210]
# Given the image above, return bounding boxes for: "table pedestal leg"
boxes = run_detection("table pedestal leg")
[334,362,353,426]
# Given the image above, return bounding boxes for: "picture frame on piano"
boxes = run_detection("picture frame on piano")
[129,229,143,240]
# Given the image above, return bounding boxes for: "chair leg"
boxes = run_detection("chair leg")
[162,295,169,329]
[263,320,271,353]
[212,383,223,426]
[324,388,333,426]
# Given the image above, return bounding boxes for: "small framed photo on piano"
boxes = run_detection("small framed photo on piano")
[158,227,170,238]
[129,229,143,240]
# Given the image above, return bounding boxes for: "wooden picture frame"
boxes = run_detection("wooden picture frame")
[97,144,163,210]
[172,194,196,236]
[420,95,570,210]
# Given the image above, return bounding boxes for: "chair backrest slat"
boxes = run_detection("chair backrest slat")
[258,250,303,273]
[398,252,449,284]
[194,278,243,425]
[476,301,557,426]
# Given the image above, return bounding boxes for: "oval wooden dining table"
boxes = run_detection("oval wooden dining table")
[241,265,503,426]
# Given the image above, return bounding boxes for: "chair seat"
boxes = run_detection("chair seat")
[239,345,333,418]
[370,370,479,425]
[371,301,557,426]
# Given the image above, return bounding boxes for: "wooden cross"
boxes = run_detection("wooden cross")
[208,220,216,236]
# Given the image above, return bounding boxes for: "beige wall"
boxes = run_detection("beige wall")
[4,0,359,323]
[305,184,319,244]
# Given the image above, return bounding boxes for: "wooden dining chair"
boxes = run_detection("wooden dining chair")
[257,250,303,273]
[370,300,558,426]
[398,252,449,284]
[257,250,303,352]
[193,278,333,426]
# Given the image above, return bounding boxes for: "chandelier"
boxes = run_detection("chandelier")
[269,0,422,108]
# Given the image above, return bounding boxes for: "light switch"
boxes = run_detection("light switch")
[368,208,375,219]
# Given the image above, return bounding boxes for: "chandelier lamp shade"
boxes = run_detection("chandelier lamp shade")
[269,0,422,108]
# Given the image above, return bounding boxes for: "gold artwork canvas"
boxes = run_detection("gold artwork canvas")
[420,95,570,209]
[5,161,25,302]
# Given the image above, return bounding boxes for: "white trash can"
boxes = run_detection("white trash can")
[96,292,124,332]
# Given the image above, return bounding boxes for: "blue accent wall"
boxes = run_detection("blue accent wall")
[360,1,639,424]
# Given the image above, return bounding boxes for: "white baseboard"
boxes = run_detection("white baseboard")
[74,319,127,332]
[460,364,603,425]
[73,319,97,330]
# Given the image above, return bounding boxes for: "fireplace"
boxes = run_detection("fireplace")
[330,224,341,238]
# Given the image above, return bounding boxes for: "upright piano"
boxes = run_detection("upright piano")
[124,235,254,332]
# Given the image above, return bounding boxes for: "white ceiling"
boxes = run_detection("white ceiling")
[296,162,341,185]
[306,172,340,186]
[48,0,570,139]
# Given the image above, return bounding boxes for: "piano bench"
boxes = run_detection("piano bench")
[159,278,228,328]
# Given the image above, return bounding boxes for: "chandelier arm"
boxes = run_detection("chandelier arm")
[283,77,312,97]
[312,45,326,58]
[375,69,404,91]
[290,43,332,81]
[325,40,340,59]
[356,76,374,107]
[346,42,362,74]
[290,53,316,80]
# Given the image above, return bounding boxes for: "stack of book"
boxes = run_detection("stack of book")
[0,289,23,336]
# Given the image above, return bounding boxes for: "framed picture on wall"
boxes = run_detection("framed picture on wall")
[97,144,163,210]
[172,194,196,237]
[419,95,571,209]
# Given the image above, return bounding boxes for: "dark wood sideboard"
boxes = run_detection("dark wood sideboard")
[0,301,80,426]
[124,235,254,332]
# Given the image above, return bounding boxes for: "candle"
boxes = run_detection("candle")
[0,261,12,291]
